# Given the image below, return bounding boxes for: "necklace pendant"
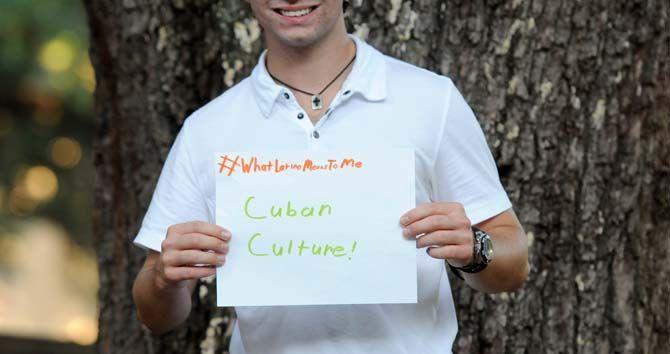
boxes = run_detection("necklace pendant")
[311,94,323,110]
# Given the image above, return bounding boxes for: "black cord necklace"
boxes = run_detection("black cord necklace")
[266,53,356,110]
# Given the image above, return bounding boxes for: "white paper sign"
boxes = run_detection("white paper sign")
[215,149,416,306]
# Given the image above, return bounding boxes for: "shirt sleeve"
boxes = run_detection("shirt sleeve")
[431,78,513,225]
[132,122,208,252]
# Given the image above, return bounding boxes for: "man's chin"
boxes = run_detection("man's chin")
[273,31,321,48]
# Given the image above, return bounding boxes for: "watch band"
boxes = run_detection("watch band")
[447,226,491,278]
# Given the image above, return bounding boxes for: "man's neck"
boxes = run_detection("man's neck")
[264,29,356,93]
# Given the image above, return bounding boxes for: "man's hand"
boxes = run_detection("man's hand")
[155,221,232,291]
[399,203,529,293]
[399,202,474,267]
[133,221,232,335]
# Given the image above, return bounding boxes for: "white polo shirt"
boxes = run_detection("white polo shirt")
[134,32,512,354]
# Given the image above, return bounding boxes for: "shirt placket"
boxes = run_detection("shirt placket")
[278,87,354,148]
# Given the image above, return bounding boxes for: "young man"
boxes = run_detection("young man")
[132,1,529,353]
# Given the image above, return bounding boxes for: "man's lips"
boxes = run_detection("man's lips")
[272,5,320,20]
[272,5,319,17]
[272,4,320,12]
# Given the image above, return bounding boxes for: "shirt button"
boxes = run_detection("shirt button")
[344,90,351,95]
[297,112,304,119]
[312,131,320,139]
[283,92,290,99]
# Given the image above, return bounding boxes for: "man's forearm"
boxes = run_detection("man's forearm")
[132,265,195,335]
[459,224,529,293]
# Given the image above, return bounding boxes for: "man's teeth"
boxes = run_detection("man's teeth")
[279,7,314,17]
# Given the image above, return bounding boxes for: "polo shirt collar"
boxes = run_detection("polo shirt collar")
[250,33,387,118]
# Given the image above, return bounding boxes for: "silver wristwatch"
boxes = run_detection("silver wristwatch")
[448,226,493,277]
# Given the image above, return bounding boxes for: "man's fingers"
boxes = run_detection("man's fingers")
[163,249,225,267]
[402,214,447,238]
[399,202,464,227]
[171,233,229,253]
[415,230,465,249]
[426,245,471,262]
[402,214,470,238]
[167,221,232,241]
[164,266,217,282]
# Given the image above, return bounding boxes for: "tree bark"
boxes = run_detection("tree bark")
[84,1,669,353]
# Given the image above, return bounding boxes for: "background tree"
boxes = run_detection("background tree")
[84,1,669,353]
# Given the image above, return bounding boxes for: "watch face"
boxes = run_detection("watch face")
[482,236,493,262]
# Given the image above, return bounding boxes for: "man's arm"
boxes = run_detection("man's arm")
[132,221,231,334]
[400,203,529,294]
[132,251,199,335]
[460,208,529,293]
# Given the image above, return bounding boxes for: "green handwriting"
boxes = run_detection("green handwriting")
[247,232,358,260]
[243,195,333,219]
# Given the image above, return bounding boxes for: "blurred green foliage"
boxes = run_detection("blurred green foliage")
[0,0,95,248]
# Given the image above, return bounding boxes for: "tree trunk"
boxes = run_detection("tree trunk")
[84,0,669,353]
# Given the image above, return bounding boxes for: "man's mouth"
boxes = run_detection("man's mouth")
[273,6,318,18]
